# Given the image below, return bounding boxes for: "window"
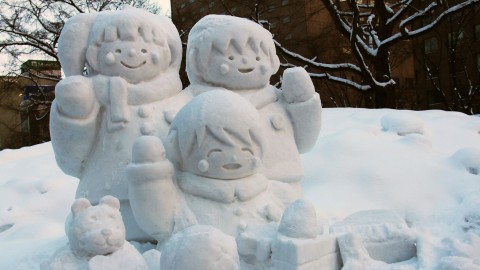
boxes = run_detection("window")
[428,89,443,104]
[231,6,237,12]
[424,37,438,54]
[268,4,275,12]
[189,0,195,3]
[477,54,480,72]
[448,31,464,47]
[285,34,292,40]
[209,2,215,8]
[199,7,205,13]
[475,24,480,41]
[282,16,291,24]
[180,3,186,8]
[282,0,289,6]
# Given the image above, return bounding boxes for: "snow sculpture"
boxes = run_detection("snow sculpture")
[127,90,288,246]
[183,14,322,203]
[49,6,183,240]
[160,225,240,270]
[48,196,148,270]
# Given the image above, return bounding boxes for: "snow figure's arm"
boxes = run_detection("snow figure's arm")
[127,136,178,243]
[281,67,322,154]
[50,75,100,177]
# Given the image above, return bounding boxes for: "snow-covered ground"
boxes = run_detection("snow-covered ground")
[1,108,479,269]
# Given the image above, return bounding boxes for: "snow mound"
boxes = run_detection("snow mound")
[381,112,427,136]
[160,225,240,270]
[450,147,480,175]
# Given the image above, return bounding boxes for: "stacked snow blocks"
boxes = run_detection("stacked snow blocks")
[331,210,417,264]
[236,225,342,270]
[270,234,341,270]
[237,200,342,270]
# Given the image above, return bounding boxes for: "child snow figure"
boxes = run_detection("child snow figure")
[183,15,322,203]
[50,7,183,240]
[127,90,285,245]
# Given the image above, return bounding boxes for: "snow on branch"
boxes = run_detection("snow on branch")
[382,0,479,48]
[274,40,362,73]
[310,72,371,91]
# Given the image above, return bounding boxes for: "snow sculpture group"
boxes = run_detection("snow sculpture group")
[49,7,417,270]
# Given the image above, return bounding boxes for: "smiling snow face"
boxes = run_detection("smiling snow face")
[96,39,170,83]
[184,132,261,180]
[202,42,273,90]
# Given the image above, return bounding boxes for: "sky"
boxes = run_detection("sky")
[0,0,172,74]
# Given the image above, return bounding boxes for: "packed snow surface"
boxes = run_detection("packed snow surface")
[1,108,479,269]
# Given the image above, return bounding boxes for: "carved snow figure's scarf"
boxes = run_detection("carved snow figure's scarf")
[107,77,129,131]
[95,71,181,132]
[177,172,269,203]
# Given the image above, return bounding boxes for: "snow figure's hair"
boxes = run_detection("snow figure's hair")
[186,15,280,85]
[166,90,265,165]
[58,6,182,76]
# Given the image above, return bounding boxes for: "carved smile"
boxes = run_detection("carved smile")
[120,61,146,69]
[223,163,242,170]
[238,68,254,73]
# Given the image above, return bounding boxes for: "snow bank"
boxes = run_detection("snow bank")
[1,108,479,269]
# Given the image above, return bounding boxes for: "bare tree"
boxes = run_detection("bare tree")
[419,6,479,114]
[172,0,478,109]
[300,0,479,108]
[0,0,161,73]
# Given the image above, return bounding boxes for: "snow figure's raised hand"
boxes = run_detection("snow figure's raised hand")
[282,67,316,104]
[54,76,96,119]
[50,6,183,241]
[127,136,178,243]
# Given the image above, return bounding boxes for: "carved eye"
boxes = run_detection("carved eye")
[115,49,121,54]
[141,49,147,53]
[228,56,234,60]
[242,148,254,155]
[256,56,261,61]
[207,149,222,157]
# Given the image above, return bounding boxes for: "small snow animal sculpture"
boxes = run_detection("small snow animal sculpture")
[48,196,148,270]
[184,15,322,203]
[127,90,285,246]
[50,6,183,240]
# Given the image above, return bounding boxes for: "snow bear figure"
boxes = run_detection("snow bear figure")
[50,6,183,241]
[66,196,125,257]
[48,196,148,270]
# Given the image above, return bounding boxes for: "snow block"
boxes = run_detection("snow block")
[271,234,340,269]
[330,210,416,263]
[271,253,341,270]
[237,223,278,266]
